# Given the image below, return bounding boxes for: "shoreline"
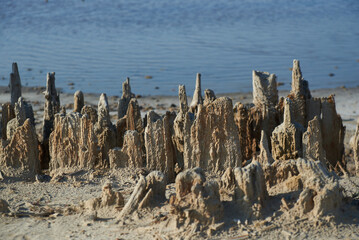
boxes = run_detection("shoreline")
[1,84,358,131]
[1,84,358,97]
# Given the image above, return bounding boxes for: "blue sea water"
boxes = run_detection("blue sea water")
[0,0,358,96]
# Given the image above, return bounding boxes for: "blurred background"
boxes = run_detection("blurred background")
[0,0,358,96]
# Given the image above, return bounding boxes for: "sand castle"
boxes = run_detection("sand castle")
[0,60,358,238]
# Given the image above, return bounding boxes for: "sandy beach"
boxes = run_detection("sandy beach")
[0,82,358,239]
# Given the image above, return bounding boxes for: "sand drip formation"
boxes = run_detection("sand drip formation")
[0,60,358,237]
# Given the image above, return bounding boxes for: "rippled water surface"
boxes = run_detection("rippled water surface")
[1,0,359,96]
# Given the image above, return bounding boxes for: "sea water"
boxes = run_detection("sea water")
[0,0,358,96]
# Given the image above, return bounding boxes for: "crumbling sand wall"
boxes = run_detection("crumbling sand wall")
[145,111,177,182]
[109,130,144,168]
[49,94,117,171]
[0,119,39,179]
[170,168,223,226]
[183,97,242,172]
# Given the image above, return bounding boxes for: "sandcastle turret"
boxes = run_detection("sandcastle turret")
[190,73,203,113]
[9,62,22,106]
[74,90,84,113]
